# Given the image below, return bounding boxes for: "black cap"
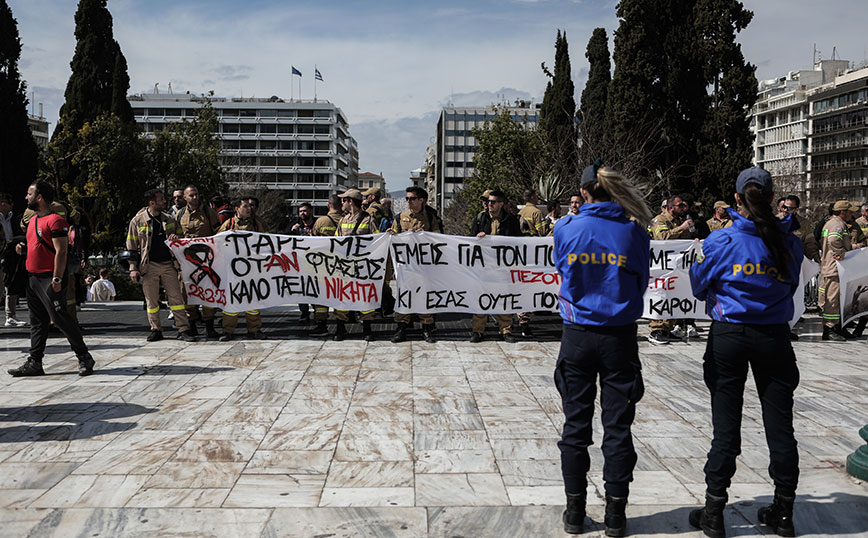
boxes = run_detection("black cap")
[581,158,604,187]
[736,167,773,195]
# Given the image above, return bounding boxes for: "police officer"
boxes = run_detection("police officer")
[819,200,859,340]
[216,199,267,341]
[334,189,380,341]
[175,185,221,338]
[470,189,522,343]
[647,194,693,343]
[553,163,652,536]
[688,167,803,538]
[309,195,343,337]
[388,186,444,343]
[706,201,733,232]
[126,189,196,343]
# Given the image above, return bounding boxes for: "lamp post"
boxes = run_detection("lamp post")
[846,425,868,481]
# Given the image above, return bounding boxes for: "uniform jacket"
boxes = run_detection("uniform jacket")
[649,210,689,240]
[217,215,265,233]
[793,223,820,262]
[821,215,851,277]
[848,220,866,249]
[690,209,803,324]
[706,216,733,232]
[553,202,650,326]
[856,216,868,236]
[471,210,522,237]
[313,210,343,237]
[366,202,386,223]
[176,204,220,238]
[518,202,549,237]
[126,207,180,274]
[391,206,444,233]
[337,211,379,236]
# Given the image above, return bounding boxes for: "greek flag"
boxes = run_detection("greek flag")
[292,66,302,77]
[315,69,324,82]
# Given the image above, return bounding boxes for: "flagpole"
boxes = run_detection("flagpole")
[314,64,317,102]
[291,70,294,102]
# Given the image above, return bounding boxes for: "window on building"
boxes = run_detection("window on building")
[222,123,239,134]
[315,141,331,151]
[260,157,276,166]
[278,141,294,150]
[314,125,329,134]
[277,157,294,167]
[260,124,276,134]
[240,140,257,150]
[277,110,296,118]
[222,109,239,117]
[297,110,314,118]
[258,109,278,118]
[314,110,331,118]
[239,124,256,134]
[164,108,181,117]
[239,109,256,117]
[259,140,277,150]
[278,125,293,134]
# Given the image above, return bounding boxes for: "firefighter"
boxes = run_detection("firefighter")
[706,201,733,232]
[819,200,859,340]
[647,193,693,343]
[388,186,444,343]
[126,189,196,343]
[516,189,548,337]
[309,195,344,337]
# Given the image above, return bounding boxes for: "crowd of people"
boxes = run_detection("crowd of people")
[2,165,864,537]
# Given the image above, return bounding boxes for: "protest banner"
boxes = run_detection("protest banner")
[390,232,559,314]
[167,231,390,311]
[643,240,707,320]
[836,246,868,326]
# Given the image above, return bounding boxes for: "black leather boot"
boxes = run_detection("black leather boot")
[205,320,219,339]
[422,324,437,343]
[363,320,374,342]
[391,322,408,343]
[187,321,199,337]
[562,492,586,534]
[604,495,628,537]
[689,491,727,538]
[309,320,329,337]
[853,317,868,337]
[757,491,795,537]
[333,321,346,341]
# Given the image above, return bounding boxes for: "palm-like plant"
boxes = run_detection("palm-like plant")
[537,172,568,203]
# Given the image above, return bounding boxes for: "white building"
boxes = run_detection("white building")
[128,93,358,215]
[27,112,49,149]
[432,104,538,209]
[357,171,387,193]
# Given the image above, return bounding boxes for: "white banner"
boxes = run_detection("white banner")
[168,231,390,311]
[644,240,707,320]
[390,232,559,314]
[836,246,868,326]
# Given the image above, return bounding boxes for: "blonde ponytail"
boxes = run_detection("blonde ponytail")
[589,166,654,227]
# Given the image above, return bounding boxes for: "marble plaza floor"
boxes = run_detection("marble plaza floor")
[0,303,866,537]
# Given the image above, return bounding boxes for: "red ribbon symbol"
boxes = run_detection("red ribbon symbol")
[184,243,221,288]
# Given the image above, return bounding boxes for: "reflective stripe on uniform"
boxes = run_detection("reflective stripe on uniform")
[224,312,239,317]
[169,304,186,311]
[147,306,160,313]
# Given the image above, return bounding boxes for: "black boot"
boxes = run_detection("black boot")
[853,317,868,337]
[333,321,346,342]
[205,320,219,339]
[77,353,95,377]
[689,491,727,538]
[422,324,437,344]
[309,320,329,337]
[562,492,586,534]
[391,322,408,343]
[7,357,45,377]
[363,320,374,342]
[757,491,795,537]
[187,321,199,337]
[604,495,628,537]
[834,323,857,340]
[822,325,845,341]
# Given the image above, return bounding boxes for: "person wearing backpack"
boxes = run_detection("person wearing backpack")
[89,268,116,301]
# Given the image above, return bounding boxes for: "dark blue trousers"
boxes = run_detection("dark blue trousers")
[702,321,800,496]
[554,323,644,497]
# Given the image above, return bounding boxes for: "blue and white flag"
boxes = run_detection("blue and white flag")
[315,68,324,81]
[291,66,302,77]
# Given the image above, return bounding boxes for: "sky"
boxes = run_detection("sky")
[9,0,868,191]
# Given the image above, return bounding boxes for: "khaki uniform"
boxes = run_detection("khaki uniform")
[311,209,344,322]
[819,215,851,328]
[22,202,81,319]
[334,211,380,322]
[706,216,733,232]
[848,220,867,249]
[391,207,444,326]
[366,202,386,224]
[856,216,868,236]
[216,216,264,335]
[793,225,820,263]
[518,202,549,237]
[126,208,190,333]
[176,204,221,322]
[649,211,689,332]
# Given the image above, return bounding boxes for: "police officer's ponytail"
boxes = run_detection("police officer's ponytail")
[741,183,792,280]
[585,167,653,227]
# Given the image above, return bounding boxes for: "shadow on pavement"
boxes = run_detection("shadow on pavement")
[0,401,157,443]
[733,492,868,536]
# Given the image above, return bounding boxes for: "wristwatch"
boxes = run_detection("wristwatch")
[51,277,62,284]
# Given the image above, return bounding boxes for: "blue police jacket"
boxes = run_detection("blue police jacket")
[689,208,804,324]
[553,202,650,326]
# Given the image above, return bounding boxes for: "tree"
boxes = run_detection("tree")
[148,99,226,200]
[693,0,757,204]
[540,30,578,185]
[578,28,611,163]
[0,0,39,212]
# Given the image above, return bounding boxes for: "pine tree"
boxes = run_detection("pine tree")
[693,0,757,204]
[540,30,578,186]
[110,43,134,124]
[578,28,611,163]
[0,0,39,211]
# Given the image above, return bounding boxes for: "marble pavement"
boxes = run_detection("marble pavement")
[0,304,866,537]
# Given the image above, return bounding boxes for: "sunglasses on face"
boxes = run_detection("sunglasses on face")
[488,199,503,204]
[406,196,420,201]
[783,206,797,212]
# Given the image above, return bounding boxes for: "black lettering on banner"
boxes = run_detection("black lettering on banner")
[478,293,522,311]
[231,257,252,277]
[457,243,485,267]
[426,290,468,309]
[305,252,384,280]
[650,248,674,270]
[648,297,697,316]
[534,244,555,267]
[397,289,412,309]
[533,291,558,309]
[491,245,527,266]
[229,277,271,303]
[226,233,253,256]
[270,275,320,298]
[391,242,448,266]
[184,243,222,287]
[679,248,698,269]
[330,236,374,257]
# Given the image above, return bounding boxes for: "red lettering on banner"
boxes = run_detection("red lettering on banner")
[264,252,300,273]
[170,237,215,248]
[647,276,678,290]
[324,277,379,303]
[187,283,227,306]
[509,269,562,286]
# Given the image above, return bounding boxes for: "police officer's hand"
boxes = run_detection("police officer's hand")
[129,270,140,282]
[15,242,24,255]
[477,232,486,238]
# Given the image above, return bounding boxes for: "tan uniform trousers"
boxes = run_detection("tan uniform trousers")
[819,275,841,328]
[222,310,262,334]
[143,261,190,332]
[649,319,674,332]
[472,314,513,334]
[517,311,532,325]
[313,305,330,321]
[395,312,435,325]
[335,309,375,322]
